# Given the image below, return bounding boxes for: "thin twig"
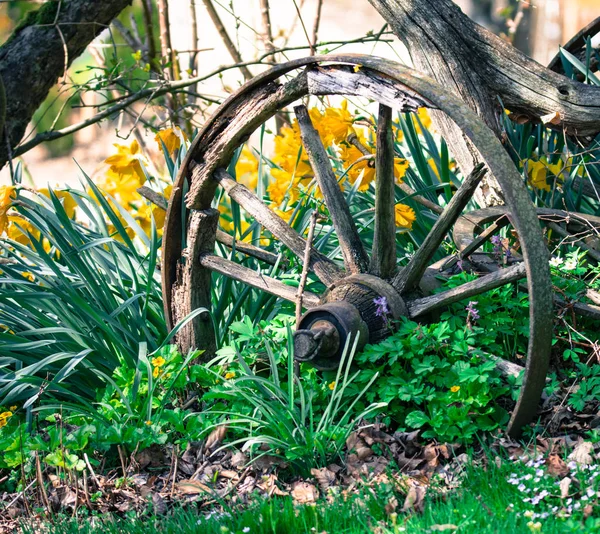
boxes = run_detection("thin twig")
[188,0,200,105]
[83,453,104,494]
[311,0,324,55]
[170,444,179,498]
[141,0,158,70]
[259,0,275,55]
[296,210,320,327]
[13,35,392,157]
[202,0,252,81]
[35,452,52,516]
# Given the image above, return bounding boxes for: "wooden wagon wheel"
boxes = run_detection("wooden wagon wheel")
[162,54,553,438]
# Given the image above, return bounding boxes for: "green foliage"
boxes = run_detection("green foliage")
[206,334,386,477]
[351,318,509,443]
[0,181,166,406]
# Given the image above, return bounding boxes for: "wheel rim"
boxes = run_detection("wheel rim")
[162,54,554,437]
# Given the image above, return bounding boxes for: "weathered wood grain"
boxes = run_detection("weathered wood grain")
[407,262,526,318]
[295,104,370,274]
[370,105,397,279]
[367,0,600,207]
[213,168,344,286]
[198,253,320,308]
[171,209,219,359]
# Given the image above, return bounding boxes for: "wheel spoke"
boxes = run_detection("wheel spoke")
[294,104,369,274]
[199,253,321,308]
[442,213,510,271]
[215,229,282,265]
[213,168,344,286]
[407,262,526,318]
[370,104,397,279]
[393,163,487,293]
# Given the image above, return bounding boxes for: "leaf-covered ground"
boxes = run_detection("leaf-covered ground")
[4,422,600,534]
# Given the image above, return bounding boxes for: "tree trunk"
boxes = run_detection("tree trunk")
[0,0,133,170]
[367,0,600,206]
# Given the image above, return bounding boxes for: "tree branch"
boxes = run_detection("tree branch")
[367,0,600,205]
[0,0,133,169]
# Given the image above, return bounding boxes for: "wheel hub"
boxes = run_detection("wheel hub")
[293,275,407,369]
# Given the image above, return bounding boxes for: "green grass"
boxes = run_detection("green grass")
[19,459,600,534]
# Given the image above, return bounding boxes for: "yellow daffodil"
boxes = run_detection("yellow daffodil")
[321,100,355,143]
[273,207,295,224]
[393,123,404,143]
[155,127,186,157]
[414,107,432,134]
[525,159,552,192]
[6,215,38,246]
[450,385,460,393]
[21,272,34,282]
[394,203,416,230]
[105,139,147,183]
[0,410,13,428]
[151,356,166,367]
[393,158,409,183]
[38,187,77,219]
[235,145,259,190]
[0,185,15,235]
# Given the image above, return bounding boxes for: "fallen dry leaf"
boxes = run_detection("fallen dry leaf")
[559,477,571,499]
[177,479,212,495]
[568,441,594,466]
[384,496,398,515]
[257,474,288,497]
[231,451,248,468]
[311,467,336,492]
[218,470,239,480]
[204,424,228,453]
[291,481,319,504]
[401,483,426,513]
[431,525,458,532]
[546,455,569,478]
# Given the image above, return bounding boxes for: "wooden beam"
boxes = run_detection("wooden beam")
[295,104,369,274]
[199,253,321,308]
[213,168,344,286]
[370,104,397,279]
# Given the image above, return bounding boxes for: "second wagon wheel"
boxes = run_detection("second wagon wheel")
[162,54,554,438]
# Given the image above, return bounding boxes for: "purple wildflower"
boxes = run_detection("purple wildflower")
[490,234,503,259]
[456,259,464,272]
[374,296,390,317]
[465,300,480,322]
[374,296,392,329]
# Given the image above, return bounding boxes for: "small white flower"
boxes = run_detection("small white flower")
[549,256,563,267]
[568,461,577,470]
[535,469,544,477]
[518,483,527,492]
[524,474,533,480]
[587,488,596,497]
[564,259,577,271]
[243,528,251,533]
[574,502,581,510]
